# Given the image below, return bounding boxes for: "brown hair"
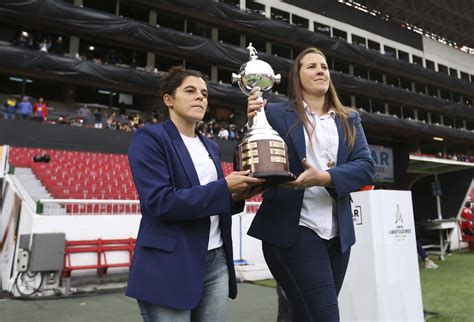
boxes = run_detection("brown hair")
[160,66,208,98]
[287,47,356,150]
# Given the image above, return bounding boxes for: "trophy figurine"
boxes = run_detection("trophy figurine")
[232,43,295,185]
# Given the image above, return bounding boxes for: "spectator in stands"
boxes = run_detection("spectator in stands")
[132,113,141,126]
[33,97,48,121]
[212,122,220,138]
[109,120,118,130]
[416,239,438,269]
[205,122,215,139]
[105,48,119,65]
[77,104,91,123]
[460,200,473,235]
[57,115,68,124]
[17,96,32,120]
[228,124,238,141]
[69,117,84,127]
[3,97,17,120]
[197,121,205,136]
[106,111,117,129]
[246,47,375,321]
[238,125,246,142]
[130,51,137,69]
[126,66,265,321]
[123,122,133,132]
[51,36,65,56]
[150,111,161,125]
[38,38,49,52]
[217,125,229,140]
[118,101,127,122]
[94,108,103,129]
[14,31,30,48]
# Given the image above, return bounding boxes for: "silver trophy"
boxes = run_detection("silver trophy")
[232,44,295,185]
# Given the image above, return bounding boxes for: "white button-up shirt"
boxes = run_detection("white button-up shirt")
[299,102,339,240]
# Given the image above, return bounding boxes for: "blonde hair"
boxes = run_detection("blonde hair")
[287,47,356,151]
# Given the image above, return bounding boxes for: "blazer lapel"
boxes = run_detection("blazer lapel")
[335,116,349,165]
[284,108,305,162]
[164,119,201,186]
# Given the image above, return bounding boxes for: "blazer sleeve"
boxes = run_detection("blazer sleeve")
[128,128,232,221]
[327,113,375,197]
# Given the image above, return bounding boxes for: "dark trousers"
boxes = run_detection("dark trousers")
[416,239,428,260]
[263,226,350,322]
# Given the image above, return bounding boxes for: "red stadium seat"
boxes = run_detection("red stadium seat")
[8,147,249,214]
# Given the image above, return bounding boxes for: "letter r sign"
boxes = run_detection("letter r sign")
[353,206,362,225]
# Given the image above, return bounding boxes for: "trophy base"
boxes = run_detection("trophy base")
[250,170,296,188]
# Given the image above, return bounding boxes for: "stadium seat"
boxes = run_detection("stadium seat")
[8,147,262,212]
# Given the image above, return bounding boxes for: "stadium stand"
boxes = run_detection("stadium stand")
[0,0,472,301]
[9,146,138,200]
[8,146,262,206]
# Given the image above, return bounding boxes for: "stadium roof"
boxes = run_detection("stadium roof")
[345,0,474,51]
[408,155,474,175]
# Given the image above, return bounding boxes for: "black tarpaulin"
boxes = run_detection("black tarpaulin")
[331,73,472,118]
[360,110,474,142]
[1,44,473,143]
[0,0,471,121]
[0,44,286,107]
[133,0,474,96]
[1,0,472,98]
[0,0,290,73]
[0,45,161,92]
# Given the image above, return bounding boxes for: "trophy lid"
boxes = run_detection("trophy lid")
[232,43,281,96]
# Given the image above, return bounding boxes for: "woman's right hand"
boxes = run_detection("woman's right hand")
[247,90,267,127]
[225,170,265,194]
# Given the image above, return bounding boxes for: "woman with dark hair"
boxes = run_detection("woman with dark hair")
[247,47,375,321]
[127,66,264,321]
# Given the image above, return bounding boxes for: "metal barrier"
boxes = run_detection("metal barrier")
[54,201,262,294]
[59,202,262,275]
[235,201,261,265]
[37,199,260,216]
[37,199,140,215]
[244,201,261,215]
[63,238,136,277]
[0,145,8,178]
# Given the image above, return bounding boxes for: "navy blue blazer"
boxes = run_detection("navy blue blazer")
[248,102,375,253]
[126,118,239,310]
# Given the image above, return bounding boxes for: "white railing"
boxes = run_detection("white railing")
[0,144,9,178]
[37,199,140,216]
[234,201,262,265]
[37,199,262,216]
[244,201,261,215]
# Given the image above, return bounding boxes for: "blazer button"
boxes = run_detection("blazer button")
[327,160,335,168]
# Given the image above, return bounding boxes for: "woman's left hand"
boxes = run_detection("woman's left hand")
[279,159,332,190]
[231,185,269,202]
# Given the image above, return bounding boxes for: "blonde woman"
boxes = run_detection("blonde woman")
[247,48,375,322]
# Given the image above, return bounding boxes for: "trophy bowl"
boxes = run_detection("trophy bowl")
[232,44,295,187]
